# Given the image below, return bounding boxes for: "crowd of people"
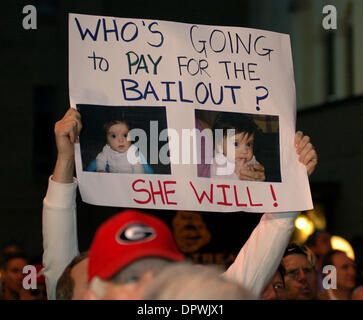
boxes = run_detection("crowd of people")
[0,108,362,301]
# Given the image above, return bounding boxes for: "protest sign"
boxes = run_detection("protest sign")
[69,13,313,212]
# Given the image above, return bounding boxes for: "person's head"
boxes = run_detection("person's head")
[0,252,28,296]
[212,113,258,163]
[351,286,363,300]
[104,120,131,153]
[260,264,287,300]
[56,251,89,300]
[305,230,332,258]
[85,209,185,300]
[322,250,356,292]
[142,262,256,300]
[281,243,318,300]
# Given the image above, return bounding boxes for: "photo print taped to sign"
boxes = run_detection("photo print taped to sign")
[69,13,313,212]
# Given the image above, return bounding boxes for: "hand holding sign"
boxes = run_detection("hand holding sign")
[295,131,318,176]
[52,108,82,184]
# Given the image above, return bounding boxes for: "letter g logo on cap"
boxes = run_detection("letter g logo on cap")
[117,223,156,244]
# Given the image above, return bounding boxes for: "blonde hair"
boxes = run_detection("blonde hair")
[283,242,317,267]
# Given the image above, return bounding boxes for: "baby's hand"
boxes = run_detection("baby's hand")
[251,163,266,181]
[235,160,265,181]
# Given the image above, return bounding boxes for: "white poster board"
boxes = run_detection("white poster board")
[69,13,313,213]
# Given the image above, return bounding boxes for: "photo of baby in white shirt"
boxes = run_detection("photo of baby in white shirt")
[96,120,145,174]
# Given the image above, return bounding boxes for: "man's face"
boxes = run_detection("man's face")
[332,252,356,290]
[282,254,317,300]
[223,132,254,164]
[2,258,27,294]
[71,257,89,300]
[106,122,131,153]
[260,271,286,300]
[172,211,211,253]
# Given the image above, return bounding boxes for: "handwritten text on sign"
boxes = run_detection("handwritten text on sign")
[75,17,272,109]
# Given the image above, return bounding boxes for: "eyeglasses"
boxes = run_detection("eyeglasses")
[286,267,314,281]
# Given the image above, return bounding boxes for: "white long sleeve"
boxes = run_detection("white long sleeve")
[42,176,80,300]
[223,211,299,298]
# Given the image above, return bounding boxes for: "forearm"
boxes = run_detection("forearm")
[223,211,299,297]
[53,156,74,183]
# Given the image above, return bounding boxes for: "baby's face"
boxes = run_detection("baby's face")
[223,132,254,163]
[107,122,131,153]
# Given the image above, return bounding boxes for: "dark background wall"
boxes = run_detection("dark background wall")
[1,0,362,271]
[297,96,363,239]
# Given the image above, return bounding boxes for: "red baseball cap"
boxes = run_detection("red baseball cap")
[88,209,185,282]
